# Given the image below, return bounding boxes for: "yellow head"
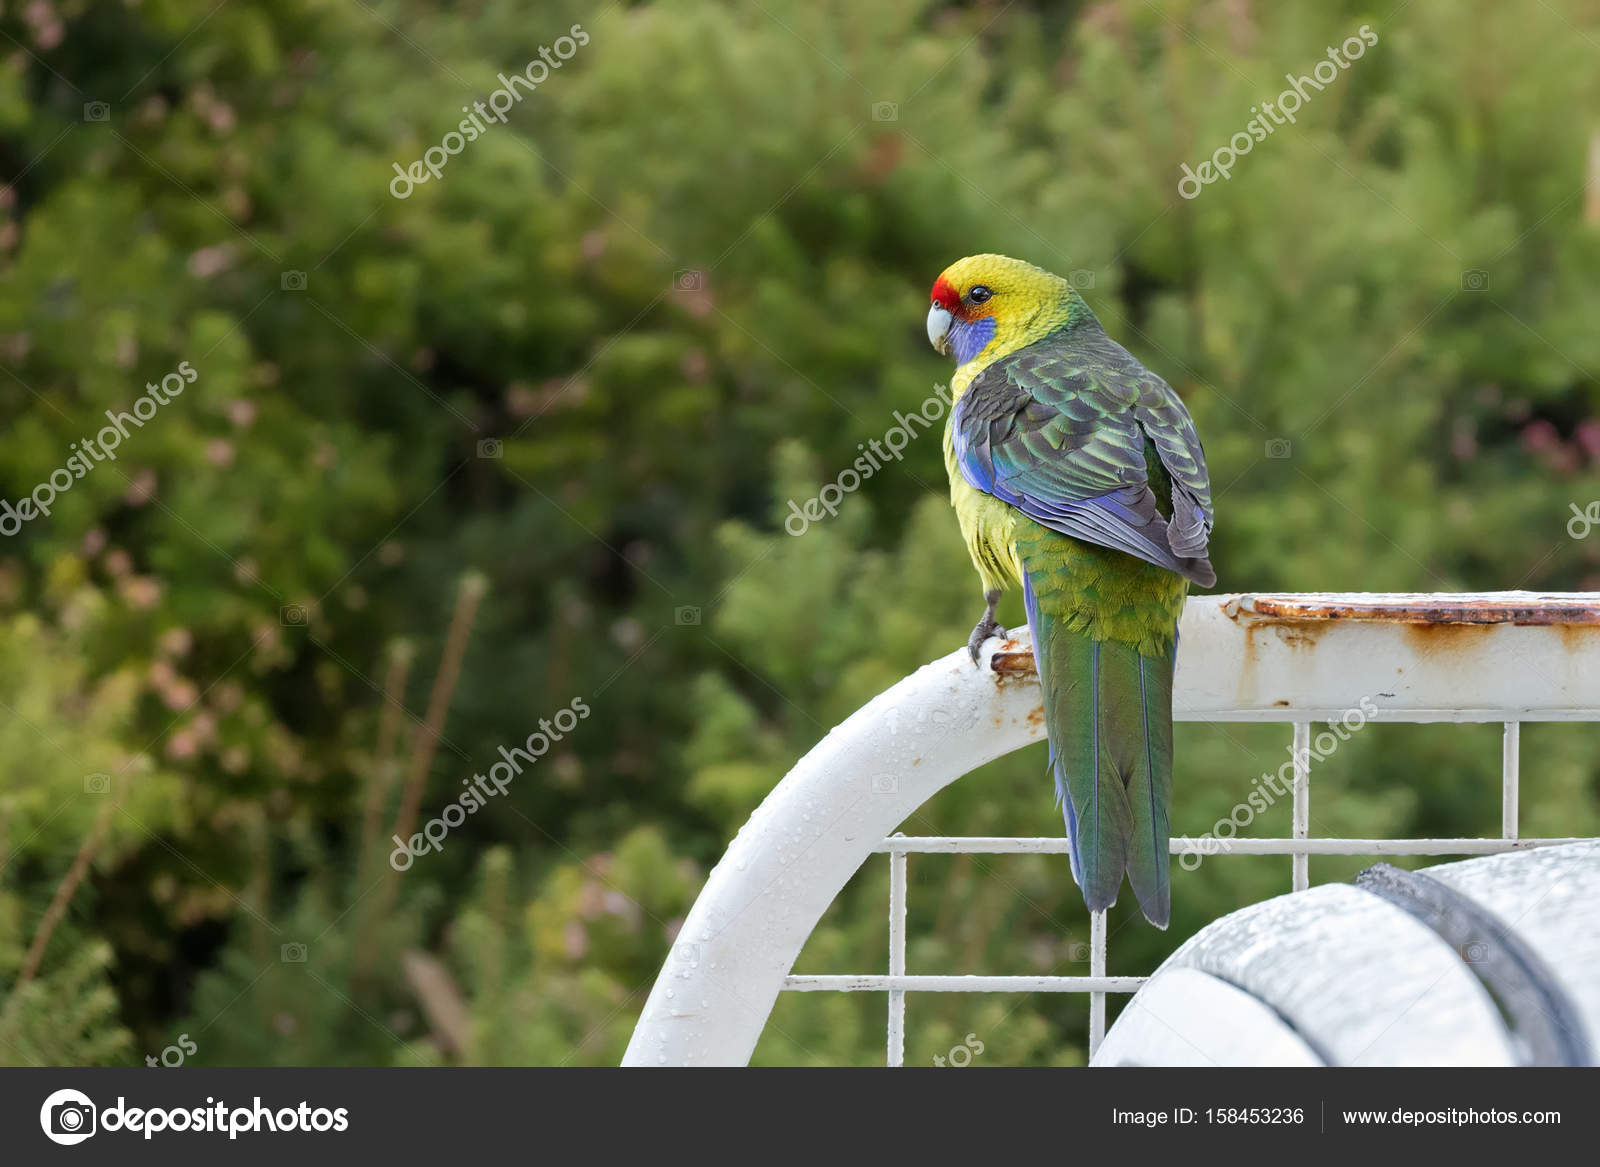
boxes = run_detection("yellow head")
[926,254,1077,369]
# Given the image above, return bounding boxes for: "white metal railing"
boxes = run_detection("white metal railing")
[848,730,1578,1064]
[623,593,1600,1067]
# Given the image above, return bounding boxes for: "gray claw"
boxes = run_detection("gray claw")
[967,588,1006,667]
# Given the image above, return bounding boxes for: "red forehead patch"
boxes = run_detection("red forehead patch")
[930,275,960,312]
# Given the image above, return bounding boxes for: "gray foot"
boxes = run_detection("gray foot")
[967,589,1006,666]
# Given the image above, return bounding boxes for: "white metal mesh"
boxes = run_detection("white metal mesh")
[782,715,1577,1063]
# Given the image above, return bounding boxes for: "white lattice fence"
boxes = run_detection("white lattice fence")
[623,593,1600,1066]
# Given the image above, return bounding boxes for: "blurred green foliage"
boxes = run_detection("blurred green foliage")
[1,0,1598,1067]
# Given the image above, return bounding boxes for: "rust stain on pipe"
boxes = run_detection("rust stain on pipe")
[990,634,1037,679]
[1228,594,1600,627]
[989,594,1600,687]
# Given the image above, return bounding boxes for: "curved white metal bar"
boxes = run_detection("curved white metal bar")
[1093,968,1326,1067]
[1095,884,1522,1066]
[621,633,1047,1066]
[623,592,1600,1066]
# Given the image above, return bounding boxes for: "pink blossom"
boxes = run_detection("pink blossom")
[1576,418,1600,462]
[159,627,194,658]
[187,245,237,279]
[119,576,163,610]
[1521,419,1560,451]
[124,469,158,506]
[161,678,200,711]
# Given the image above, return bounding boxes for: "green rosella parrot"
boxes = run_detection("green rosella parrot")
[926,254,1215,928]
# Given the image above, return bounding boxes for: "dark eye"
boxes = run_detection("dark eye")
[968,285,993,304]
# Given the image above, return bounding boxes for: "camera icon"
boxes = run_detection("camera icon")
[1264,438,1292,459]
[870,774,898,795]
[871,101,899,122]
[1460,940,1489,963]
[672,942,699,965]
[40,1089,98,1145]
[1066,940,1091,962]
[281,270,308,292]
[83,101,110,122]
[52,1100,95,1135]
[675,606,701,626]
[280,603,309,626]
[673,269,704,291]
[1461,269,1490,292]
[1068,270,1096,291]
[280,942,308,963]
[477,438,504,459]
[84,773,111,795]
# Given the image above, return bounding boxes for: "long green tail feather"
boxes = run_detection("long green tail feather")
[1021,555,1176,928]
[1125,646,1173,924]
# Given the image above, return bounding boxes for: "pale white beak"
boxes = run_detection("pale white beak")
[926,304,953,356]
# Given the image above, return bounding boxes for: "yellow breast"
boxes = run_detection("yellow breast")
[944,362,1024,593]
